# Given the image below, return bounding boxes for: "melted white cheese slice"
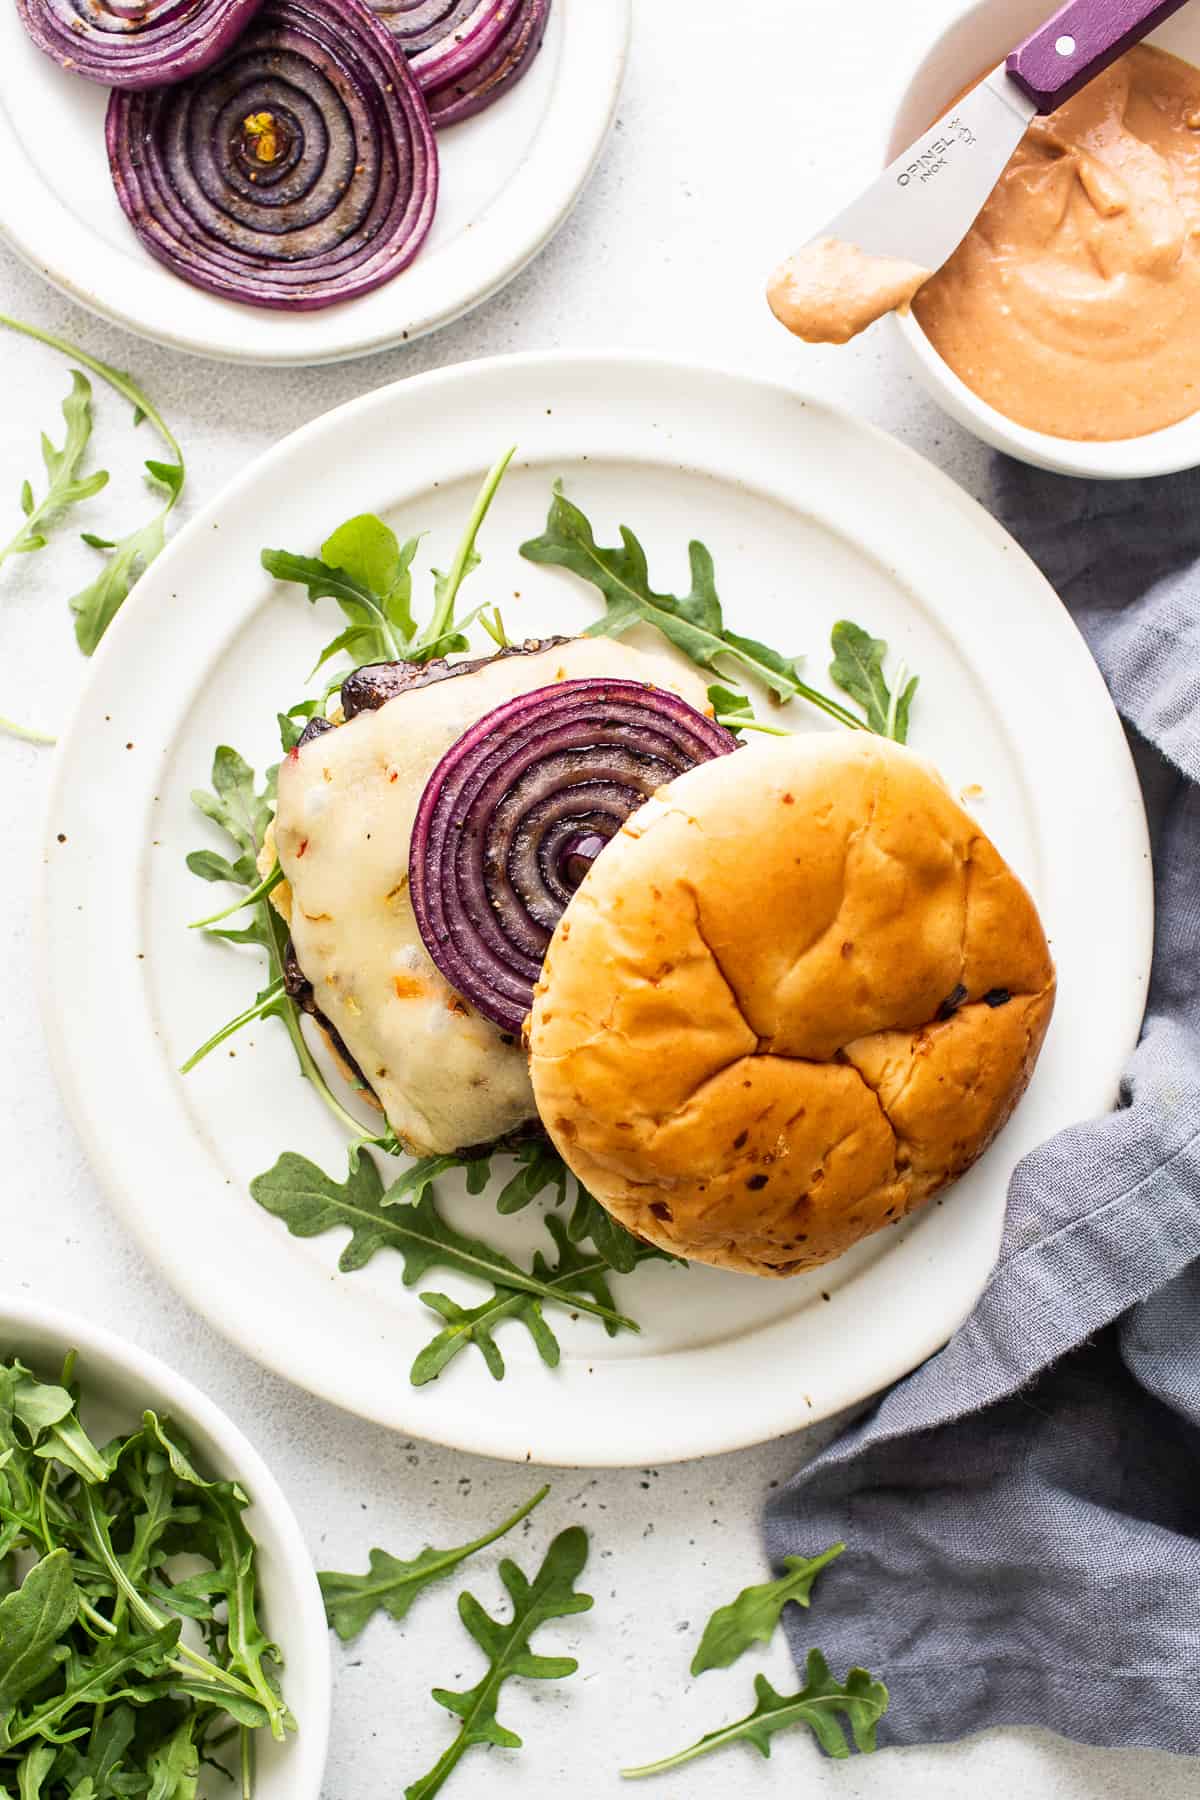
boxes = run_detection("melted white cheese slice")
[273,639,712,1155]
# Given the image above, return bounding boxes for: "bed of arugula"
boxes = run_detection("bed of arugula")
[0,1354,290,1800]
[184,450,922,1392]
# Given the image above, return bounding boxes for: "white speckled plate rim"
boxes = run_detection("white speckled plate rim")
[37,351,1153,1466]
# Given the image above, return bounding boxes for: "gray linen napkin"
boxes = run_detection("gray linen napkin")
[764,461,1200,1752]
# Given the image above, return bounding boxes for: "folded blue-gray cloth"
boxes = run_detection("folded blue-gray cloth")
[765,461,1200,1752]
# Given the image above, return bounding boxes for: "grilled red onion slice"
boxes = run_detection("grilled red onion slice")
[367,0,497,65]
[423,0,548,126]
[410,679,737,1034]
[105,0,438,311]
[367,0,551,126]
[15,0,265,89]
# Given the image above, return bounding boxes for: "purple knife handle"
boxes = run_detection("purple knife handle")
[1007,0,1191,111]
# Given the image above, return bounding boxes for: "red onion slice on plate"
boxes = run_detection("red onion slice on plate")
[366,0,552,126]
[421,0,550,126]
[410,679,738,1034]
[14,0,266,89]
[366,0,483,56]
[105,0,438,311]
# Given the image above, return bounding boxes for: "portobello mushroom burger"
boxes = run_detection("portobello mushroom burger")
[264,636,728,1156]
[267,644,1056,1276]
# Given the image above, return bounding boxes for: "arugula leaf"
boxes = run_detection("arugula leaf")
[0,1552,78,1717]
[0,319,184,739]
[261,446,514,677]
[520,485,865,732]
[0,316,185,659]
[189,746,274,885]
[405,1527,593,1800]
[621,1651,889,1778]
[277,701,320,752]
[259,532,415,672]
[141,1411,219,1493]
[74,1482,281,1740]
[322,513,419,643]
[532,1214,646,1338]
[414,447,515,659]
[68,449,182,660]
[14,1745,55,1798]
[494,1140,568,1215]
[478,604,510,648]
[29,1412,111,1487]
[114,1426,204,1604]
[319,1486,548,1641]
[144,1719,199,1799]
[521,486,925,743]
[411,1288,557,1386]
[460,1139,669,1278]
[565,1187,653,1277]
[52,1701,136,1795]
[829,620,918,743]
[690,1543,846,1674]
[0,714,55,746]
[184,747,399,1153]
[9,1370,74,1437]
[381,1155,467,1210]
[192,1484,292,1739]
[0,372,107,567]
[181,751,294,1075]
[414,1213,658,1385]
[359,1144,674,1373]
[6,1365,111,1488]
[4,1622,180,1755]
[249,1150,637,1342]
[178,978,286,1075]
[379,1172,637,1342]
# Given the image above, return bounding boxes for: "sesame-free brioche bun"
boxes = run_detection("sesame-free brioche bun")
[527,735,1055,1277]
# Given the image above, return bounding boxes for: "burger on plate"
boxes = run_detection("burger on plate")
[266,642,1056,1276]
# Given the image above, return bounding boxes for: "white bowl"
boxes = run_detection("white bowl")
[888,0,1200,477]
[0,1297,331,1798]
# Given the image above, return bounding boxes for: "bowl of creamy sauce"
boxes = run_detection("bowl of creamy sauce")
[887,0,1200,476]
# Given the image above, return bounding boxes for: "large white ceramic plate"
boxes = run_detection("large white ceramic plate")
[39,353,1152,1466]
[0,1296,330,1796]
[0,0,627,365]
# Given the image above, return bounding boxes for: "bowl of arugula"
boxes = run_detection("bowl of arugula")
[0,1296,330,1797]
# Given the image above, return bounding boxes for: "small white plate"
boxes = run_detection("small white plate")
[39,352,1152,1466]
[0,0,628,366]
[0,1295,330,1796]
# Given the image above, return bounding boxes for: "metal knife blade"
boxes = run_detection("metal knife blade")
[820,68,1036,273]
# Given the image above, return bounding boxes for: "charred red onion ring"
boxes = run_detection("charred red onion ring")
[366,0,551,126]
[409,679,737,1034]
[105,0,438,311]
[15,0,266,89]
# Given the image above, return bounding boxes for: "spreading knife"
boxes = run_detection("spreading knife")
[820,0,1195,277]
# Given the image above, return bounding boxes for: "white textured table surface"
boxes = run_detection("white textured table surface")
[0,2,1191,1795]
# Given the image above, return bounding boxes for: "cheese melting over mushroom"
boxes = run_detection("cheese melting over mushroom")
[271,638,712,1155]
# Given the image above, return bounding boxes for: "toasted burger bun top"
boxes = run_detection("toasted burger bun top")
[272,636,711,1157]
[527,734,1056,1277]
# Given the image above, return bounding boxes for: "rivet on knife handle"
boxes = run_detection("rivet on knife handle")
[1007,0,1192,112]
